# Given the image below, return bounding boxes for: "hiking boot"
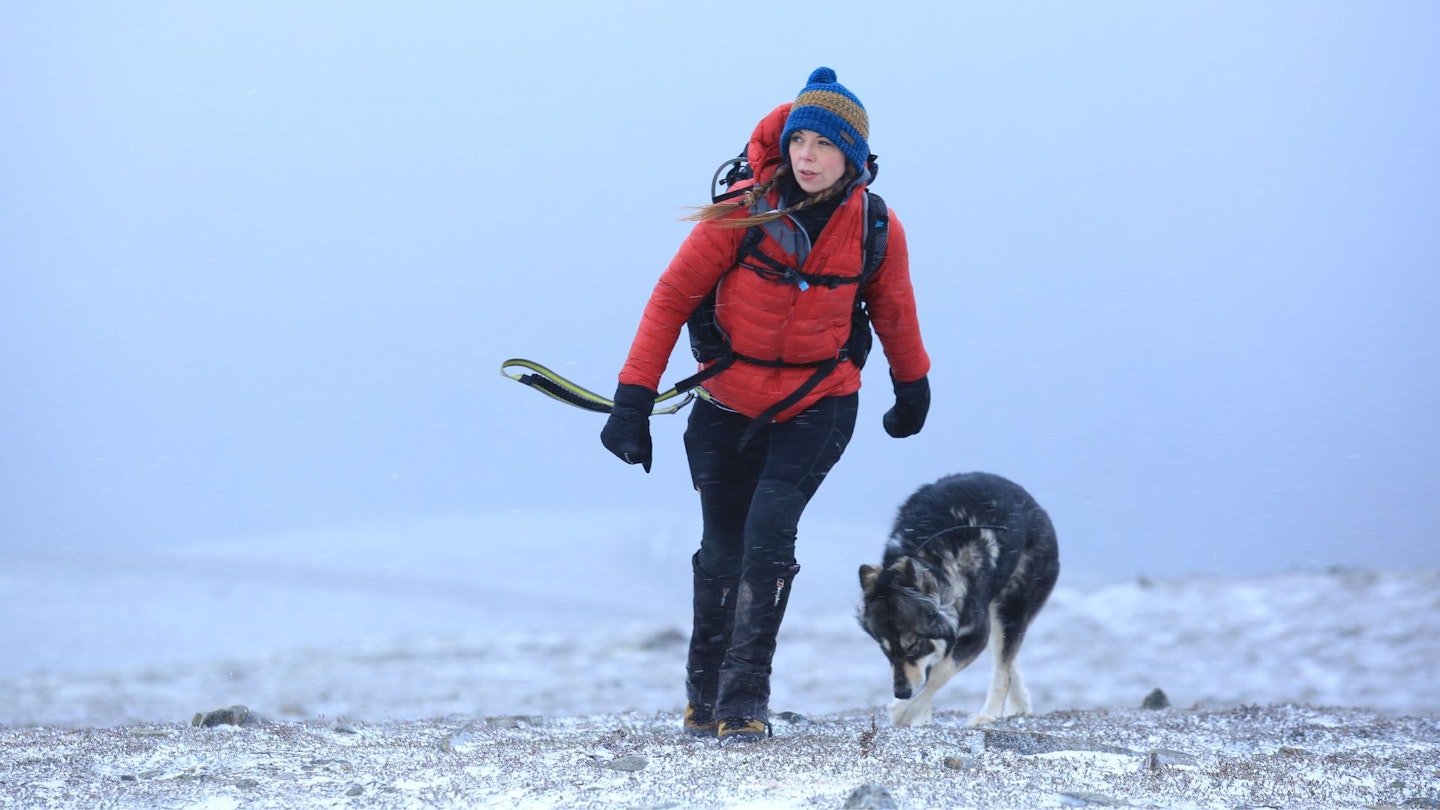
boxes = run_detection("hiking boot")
[717,717,771,745]
[714,559,801,725]
[683,703,718,738]
[685,551,738,731]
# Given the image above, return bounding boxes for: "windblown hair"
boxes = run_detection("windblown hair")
[684,163,858,228]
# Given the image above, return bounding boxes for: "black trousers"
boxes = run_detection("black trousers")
[683,393,859,578]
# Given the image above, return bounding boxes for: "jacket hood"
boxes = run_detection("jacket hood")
[746,103,792,187]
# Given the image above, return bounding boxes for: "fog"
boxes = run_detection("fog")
[3,2,1437,580]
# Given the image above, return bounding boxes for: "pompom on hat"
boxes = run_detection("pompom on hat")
[780,67,870,174]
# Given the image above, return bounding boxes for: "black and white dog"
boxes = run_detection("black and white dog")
[858,472,1060,727]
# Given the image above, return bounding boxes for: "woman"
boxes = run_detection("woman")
[601,67,932,744]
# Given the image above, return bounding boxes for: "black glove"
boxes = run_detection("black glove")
[600,383,657,472]
[883,374,930,438]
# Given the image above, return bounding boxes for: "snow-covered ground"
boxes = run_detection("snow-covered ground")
[2,514,1437,808]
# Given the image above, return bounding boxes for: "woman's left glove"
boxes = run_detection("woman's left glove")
[600,383,658,472]
[882,374,930,439]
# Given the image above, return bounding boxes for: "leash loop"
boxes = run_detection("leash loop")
[499,358,695,416]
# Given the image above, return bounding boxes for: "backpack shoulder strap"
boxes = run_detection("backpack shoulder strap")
[735,191,889,289]
[861,191,889,282]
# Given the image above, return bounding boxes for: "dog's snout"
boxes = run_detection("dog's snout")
[893,667,914,700]
[893,661,922,701]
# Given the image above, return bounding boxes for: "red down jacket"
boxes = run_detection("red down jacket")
[618,103,930,423]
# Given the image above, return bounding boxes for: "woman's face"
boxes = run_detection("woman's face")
[788,129,848,194]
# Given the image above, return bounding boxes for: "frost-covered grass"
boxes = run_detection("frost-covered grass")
[3,519,1437,807]
[4,704,1437,809]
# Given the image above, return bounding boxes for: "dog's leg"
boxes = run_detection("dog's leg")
[972,669,1010,725]
[980,551,1057,725]
[1008,660,1033,715]
[970,611,1014,726]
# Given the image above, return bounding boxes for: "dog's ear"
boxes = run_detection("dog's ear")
[858,564,880,593]
[892,557,940,594]
[894,557,917,585]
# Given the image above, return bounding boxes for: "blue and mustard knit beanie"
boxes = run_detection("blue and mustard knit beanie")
[781,67,870,173]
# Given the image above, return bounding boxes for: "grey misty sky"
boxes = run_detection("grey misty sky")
[2,2,1436,578]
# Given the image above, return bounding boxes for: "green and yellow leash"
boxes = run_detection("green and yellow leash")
[499,358,701,416]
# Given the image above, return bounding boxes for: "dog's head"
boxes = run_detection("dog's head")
[857,557,959,700]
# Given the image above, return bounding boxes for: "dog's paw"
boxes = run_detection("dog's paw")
[890,699,934,727]
[966,712,1000,727]
[891,715,935,728]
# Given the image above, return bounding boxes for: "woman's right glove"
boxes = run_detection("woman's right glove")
[600,383,657,472]
[882,374,930,438]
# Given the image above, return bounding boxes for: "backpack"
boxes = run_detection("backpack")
[684,151,889,372]
[671,149,889,441]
